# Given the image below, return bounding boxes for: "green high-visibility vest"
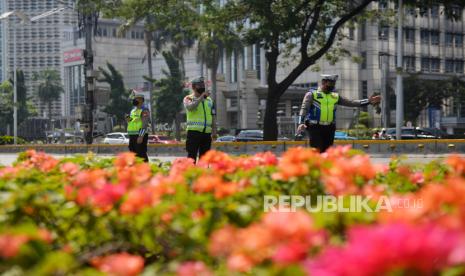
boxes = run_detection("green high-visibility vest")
[312,91,339,124]
[186,96,213,133]
[127,108,143,135]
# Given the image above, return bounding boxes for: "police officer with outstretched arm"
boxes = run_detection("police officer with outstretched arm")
[297,75,381,153]
[127,93,150,162]
[183,77,217,163]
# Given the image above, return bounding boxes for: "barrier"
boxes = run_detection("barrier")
[0,139,464,155]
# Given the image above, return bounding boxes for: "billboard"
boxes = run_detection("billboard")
[64,49,84,63]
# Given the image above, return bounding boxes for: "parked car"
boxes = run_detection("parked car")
[103,132,129,144]
[334,131,356,140]
[216,135,236,142]
[148,135,177,144]
[236,130,264,142]
[385,127,446,140]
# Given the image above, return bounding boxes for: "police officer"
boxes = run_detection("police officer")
[183,77,217,163]
[127,93,150,162]
[297,74,381,152]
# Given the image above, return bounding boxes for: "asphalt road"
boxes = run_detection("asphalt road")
[0,153,460,167]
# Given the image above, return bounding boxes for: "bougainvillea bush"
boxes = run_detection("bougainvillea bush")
[0,147,464,275]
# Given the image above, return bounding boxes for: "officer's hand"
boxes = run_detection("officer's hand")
[137,136,143,144]
[126,115,131,122]
[297,124,307,133]
[369,95,381,105]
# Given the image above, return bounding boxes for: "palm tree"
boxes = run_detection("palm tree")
[98,62,129,128]
[33,69,64,127]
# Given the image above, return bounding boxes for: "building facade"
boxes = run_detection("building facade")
[3,0,75,119]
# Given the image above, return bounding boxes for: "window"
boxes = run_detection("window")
[419,6,428,17]
[455,60,464,74]
[361,81,368,111]
[455,34,463,47]
[446,33,454,46]
[349,27,355,40]
[430,31,440,45]
[379,0,388,11]
[421,57,430,72]
[431,5,439,17]
[360,22,366,41]
[446,59,455,73]
[112,28,117,37]
[361,52,367,69]
[404,56,415,72]
[254,43,261,79]
[378,25,389,40]
[421,29,429,44]
[379,52,389,69]
[405,28,415,43]
[431,58,440,72]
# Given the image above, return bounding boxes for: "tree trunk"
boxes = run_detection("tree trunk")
[263,91,280,141]
[174,113,181,141]
[48,102,52,131]
[145,28,156,134]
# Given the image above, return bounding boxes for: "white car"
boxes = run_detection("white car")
[103,132,129,144]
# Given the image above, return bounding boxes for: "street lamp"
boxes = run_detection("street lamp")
[292,105,299,136]
[0,8,66,144]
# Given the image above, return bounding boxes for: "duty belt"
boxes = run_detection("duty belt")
[308,120,334,126]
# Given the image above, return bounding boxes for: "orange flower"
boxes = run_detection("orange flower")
[177,261,213,276]
[60,162,80,176]
[272,147,320,181]
[446,155,465,175]
[91,253,144,276]
[192,175,222,194]
[114,152,137,168]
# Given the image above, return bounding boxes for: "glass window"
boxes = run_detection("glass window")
[360,22,366,41]
[404,56,415,72]
[361,81,368,111]
[361,52,367,69]
[378,25,389,40]
[431,5,439,17]
[405,28,415,43]
[255,43,261,79]
[455,34,463,47]
[455,60,464,73]
[430,31,440,45]
[431,58,440,72]
[446,59,455,73]
[421,57,430,72]
[446,33,454,46]
[420,29,429,44]
[349,27,355,40]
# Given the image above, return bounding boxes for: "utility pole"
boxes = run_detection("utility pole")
[74,0,98,144]
[395,0,404,140]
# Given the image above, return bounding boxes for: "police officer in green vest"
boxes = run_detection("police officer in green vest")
[183,77,217,162]
[127,93,150,162]
[297,74,381,152]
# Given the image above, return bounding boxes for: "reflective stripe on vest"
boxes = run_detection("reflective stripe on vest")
[127,108,143,135]
[306,90,339,124]
[186,96,213,133]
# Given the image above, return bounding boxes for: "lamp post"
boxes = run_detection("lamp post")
[0,8,66,145]
[292,105,299,136]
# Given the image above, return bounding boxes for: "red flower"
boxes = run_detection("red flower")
[0,234,29,259]
[91,253,144,276]
[177,261,213,276]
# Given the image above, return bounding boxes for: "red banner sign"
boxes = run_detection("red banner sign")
[64,49,84,63]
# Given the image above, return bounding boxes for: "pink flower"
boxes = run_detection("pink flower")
[272,242,309,265]
[305,223,465,276]
[91,253,144,276]
[60,162,80,175]
[0,234,29,258]
[177,261,213,276]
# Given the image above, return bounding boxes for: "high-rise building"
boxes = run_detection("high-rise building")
[0,0,6,82]
[4,0,76,119]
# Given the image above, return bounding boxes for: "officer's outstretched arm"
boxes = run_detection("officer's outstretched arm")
[338,96,370,107]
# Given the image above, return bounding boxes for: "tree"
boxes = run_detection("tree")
[97,62,130,128]
[10,70,35,126]
[196,1,242,118]
[148,51,186,141]
[224,0,465,140]
[389,74,465,125]
[0,81,13,135]
[33,70,64,126]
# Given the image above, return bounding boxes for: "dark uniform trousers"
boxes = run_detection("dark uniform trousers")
[128,134,149,162]
[186,130,212,162]
[307,124,336,153]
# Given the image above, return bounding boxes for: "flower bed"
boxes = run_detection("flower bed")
[0,147,464,275]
